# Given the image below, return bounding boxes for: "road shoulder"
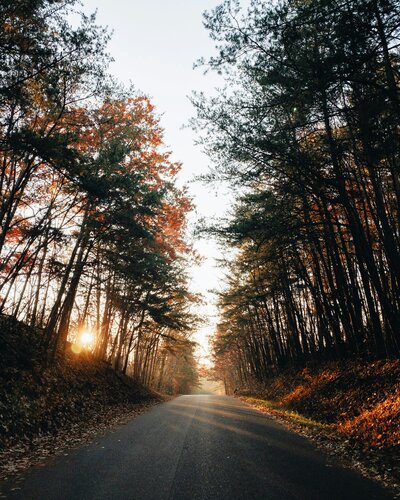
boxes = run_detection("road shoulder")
[240,395,399,499]
[0,398,165,484]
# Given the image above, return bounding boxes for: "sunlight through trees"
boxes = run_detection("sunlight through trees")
[0,0,199,393]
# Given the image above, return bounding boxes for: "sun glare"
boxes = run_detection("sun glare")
[71,331,95,354]
[80,331,94,347]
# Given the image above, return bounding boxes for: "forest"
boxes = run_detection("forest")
[192,0,400,392]
[1,0,400,496]
[0,0,198,395]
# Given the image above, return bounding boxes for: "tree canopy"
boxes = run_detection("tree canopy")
[0,0,199,393]
[193,0,400,392]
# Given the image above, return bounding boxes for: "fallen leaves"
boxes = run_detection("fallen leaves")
[238,359,400,498]
[0,399,162,483]
[0,337,164,484]
[0,350,162,450]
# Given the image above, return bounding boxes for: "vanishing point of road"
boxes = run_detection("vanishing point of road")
[0,395,392,500]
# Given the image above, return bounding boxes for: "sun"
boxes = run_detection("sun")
[80,331,94,347]
[71,331,95,354]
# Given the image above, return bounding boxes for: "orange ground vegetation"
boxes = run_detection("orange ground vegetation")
[242,359,400,450]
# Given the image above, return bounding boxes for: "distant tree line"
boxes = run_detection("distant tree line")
[0,0,198,393]
[193,0,400,391]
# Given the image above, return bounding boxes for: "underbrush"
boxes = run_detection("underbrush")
[0,315,160,449]
[239,359,400,451]
[239,359,400,495]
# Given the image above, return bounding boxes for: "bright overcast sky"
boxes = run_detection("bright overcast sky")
[80,0,234,363]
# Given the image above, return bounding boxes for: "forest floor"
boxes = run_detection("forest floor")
[0,315,164,482]
[238,359,400,498]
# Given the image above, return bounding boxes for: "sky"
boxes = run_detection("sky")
[80,0,234,363]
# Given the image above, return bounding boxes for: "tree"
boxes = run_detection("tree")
[0,2,199,391]
[194,0,400,385]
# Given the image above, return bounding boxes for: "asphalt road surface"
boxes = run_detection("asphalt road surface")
[0,395,392,500]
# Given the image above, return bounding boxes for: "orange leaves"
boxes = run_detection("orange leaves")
[338,389,400,449]
[249,359,400,451]
[52,95,193,265]
[5,226,23,244]
[152,194,193,259]
[66,97,183,188]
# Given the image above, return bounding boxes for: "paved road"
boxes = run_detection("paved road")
[0,395,392,499]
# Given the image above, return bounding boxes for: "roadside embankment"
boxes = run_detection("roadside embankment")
[0,315,163,480]
[238,359,400,496]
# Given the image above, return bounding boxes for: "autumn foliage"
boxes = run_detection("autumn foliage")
[239,359,400,451]
[0,0,199,394]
